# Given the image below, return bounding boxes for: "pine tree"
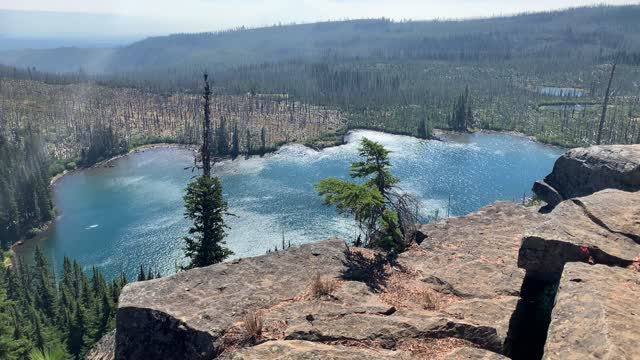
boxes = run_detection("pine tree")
[182,176,233,268]
[316,138,405,251]
[259,127,267,156]
[182,73,233,269]
[417,115,430,139]
[0,280,22,360]
[137,265,146,282]
[33,247,57,319]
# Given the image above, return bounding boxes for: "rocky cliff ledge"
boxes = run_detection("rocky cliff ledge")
[533,144,640,209]
[91,145,640,360]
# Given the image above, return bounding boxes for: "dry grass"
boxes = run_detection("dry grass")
[396,338,477,359]
[421,290,442,310]
[310,273,338,298]
[377,263,457,310]
[243,309,263,343]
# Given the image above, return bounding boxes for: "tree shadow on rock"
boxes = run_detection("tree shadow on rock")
[341,247,398,292]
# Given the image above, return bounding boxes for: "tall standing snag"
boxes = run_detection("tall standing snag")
[182,73,233,269]
[596,55,618,145]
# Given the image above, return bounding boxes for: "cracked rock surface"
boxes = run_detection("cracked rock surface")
[110,202,541,359]
[543,263,640,360]
[519,189,640,274]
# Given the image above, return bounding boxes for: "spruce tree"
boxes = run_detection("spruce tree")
[137,265,146,282]
[182,73,233,269]
[33,247,57,319]
[231,122,240,160]
[259,127,267,156]
[316,138,405,251]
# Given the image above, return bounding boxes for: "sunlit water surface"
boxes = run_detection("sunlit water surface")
[18,130,564,279]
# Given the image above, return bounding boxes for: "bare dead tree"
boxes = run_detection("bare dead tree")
[202,73,212,177]
[596,53,619,145]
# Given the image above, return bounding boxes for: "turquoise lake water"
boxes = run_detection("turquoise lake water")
[18,130,564,279]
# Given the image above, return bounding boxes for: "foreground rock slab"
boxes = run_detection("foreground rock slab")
[114,202,541,359]
[519,189,640,274]
[220,340,508,360]
[402,202,544,347]
[534,144,640,208]
[116,240,348,359]
[543,263,640,359]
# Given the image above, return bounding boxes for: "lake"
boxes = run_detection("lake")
[17,130,564,279]
[538,86,586,97]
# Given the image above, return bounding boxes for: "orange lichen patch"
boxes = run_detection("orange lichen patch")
[396,338,478,359]
[628,254,640,272]
[444,244,460,251]
[479,255,505,266]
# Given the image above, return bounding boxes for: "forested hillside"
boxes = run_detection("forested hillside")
[2,5,640,74]
[0,249,127,359]
[1,5,639,151]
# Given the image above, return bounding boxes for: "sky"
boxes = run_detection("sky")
[0,0,637,37]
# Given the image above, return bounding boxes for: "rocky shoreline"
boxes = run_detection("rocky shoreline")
[85,144,639,359]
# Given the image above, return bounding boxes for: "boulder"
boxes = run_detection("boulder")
[533,145,640,207]
[543,263,640,360]
[85,330,115,360]
[115,240,348,359]
[519,189,640,274]
[532,180,563,208]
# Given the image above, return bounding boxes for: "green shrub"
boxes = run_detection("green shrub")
[65,162,77,170]
[49,162,65,176]
[26,228,42,239]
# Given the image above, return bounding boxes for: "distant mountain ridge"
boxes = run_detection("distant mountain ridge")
[1,5,640,74]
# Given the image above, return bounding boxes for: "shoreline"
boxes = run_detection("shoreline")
[49,128,566,188]
[50,143,199,187]
[14,143,200,267]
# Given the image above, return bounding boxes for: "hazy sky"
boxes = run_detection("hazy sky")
[0,0,637,36]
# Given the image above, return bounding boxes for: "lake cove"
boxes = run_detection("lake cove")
[17,130,564,279]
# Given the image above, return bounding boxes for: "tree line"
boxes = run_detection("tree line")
[0,129,53,249]
[0,249,127,359]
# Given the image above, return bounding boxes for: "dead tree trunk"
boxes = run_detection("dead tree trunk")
[596,56,618,145]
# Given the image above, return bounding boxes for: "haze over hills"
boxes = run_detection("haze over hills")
[1,5,639,74]
[0,10,169,39]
